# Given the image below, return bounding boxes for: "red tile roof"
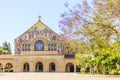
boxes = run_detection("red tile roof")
[0,55,15,60]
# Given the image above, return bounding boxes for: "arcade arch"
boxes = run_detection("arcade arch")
[35,62,43,72]
[23,63,29,72]
[49,63,55,72]
[4,63,13,72]
[65,63,74,72]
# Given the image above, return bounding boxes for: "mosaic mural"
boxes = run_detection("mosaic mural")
[15,27,58,45]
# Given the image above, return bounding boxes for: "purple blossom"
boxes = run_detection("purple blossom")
[60,27,66,33]
[76,4,81,9]
[60,13,65,17]
[59,20,67,26]
[64,2,68,7]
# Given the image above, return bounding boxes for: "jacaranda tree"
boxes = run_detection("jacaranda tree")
[59,0,120,74]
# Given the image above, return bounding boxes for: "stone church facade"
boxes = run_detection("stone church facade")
[0,19,80,72]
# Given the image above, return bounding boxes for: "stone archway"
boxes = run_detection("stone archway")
[0,63,3,72]
[19,59,32,72]
[46,59,60,72]
[66,63,74,72]
[35,62,43,72]
[4,63,13,72]
[23,63,29,72]
[33,58,45,72]
[49,63,55,72]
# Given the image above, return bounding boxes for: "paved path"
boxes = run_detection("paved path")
[0,73,120,80]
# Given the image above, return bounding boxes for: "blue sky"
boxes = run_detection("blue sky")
[0,0,85,53]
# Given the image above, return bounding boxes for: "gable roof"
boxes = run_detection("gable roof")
[0,55,15,60]
[16,20,59,39]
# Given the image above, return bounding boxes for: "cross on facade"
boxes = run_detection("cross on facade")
[38,16,41,21]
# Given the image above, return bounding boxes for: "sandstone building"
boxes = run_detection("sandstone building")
[0,18,80,72]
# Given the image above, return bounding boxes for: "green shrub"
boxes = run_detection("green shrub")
[81,68,85,73]
[109,69,118,75]
[102,70,108,74]
[118,70,120,75]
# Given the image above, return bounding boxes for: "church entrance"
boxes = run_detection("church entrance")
[66,63,74,72]
[35,62,43,72]
[49,63,55,72]
[23,63,29,72]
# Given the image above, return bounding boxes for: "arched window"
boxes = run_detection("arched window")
[53,44,56,51]
[48,44,50,51]
[34,40,44,51]
[61,45,64,53]
[28,44,30,51]
[22,44,24,51]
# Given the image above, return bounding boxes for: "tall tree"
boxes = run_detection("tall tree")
[2,41,8,50]
[8,43,12,54]
[2,41,12,54]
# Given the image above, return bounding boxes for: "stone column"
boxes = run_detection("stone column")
[74,65,76,72]
[2,64,5,72]
[44,60,48,72]
[37,64,39,71]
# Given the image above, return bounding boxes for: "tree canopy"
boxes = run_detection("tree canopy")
[59,0,120,74]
